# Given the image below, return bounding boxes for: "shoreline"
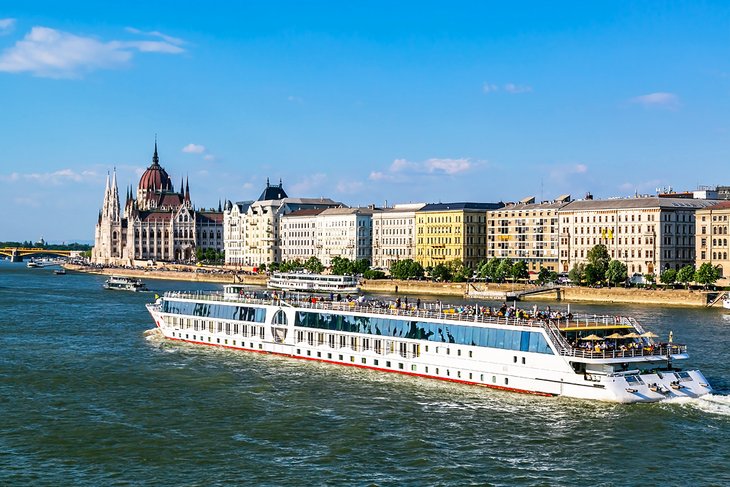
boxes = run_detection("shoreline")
[65,264,725,309]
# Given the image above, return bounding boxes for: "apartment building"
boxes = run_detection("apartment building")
[695,201,730,280]
[486,196,570,273]
[558,197,718,276]
[371,203,425,269]
[415,202,503,269]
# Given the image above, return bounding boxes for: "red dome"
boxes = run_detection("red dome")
[138,143,172,192]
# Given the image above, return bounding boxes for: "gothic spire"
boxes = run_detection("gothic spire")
[185,176,190,202]
[152,135,159,166]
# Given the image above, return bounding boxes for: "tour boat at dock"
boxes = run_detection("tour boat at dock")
[723,296,730,310]
[104,276,148,292]
[146,286,713,403]
[267,272,359,294]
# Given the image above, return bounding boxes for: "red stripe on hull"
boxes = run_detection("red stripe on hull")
[162,334,556,398]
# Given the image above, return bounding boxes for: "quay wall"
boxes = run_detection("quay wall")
[65,264,719,308]
[64,264,268,286]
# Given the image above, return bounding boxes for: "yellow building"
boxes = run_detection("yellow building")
[416,202,502,269]
[695,201,730,282]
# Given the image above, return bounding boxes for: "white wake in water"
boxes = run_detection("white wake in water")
[663,393,730,417]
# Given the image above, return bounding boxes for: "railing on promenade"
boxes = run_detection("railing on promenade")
[560,344,686,360]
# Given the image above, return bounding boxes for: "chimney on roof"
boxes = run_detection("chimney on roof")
[585,192,593,200]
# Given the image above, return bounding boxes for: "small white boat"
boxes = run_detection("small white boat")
[53,268,67,275]
[723,297,730,310]
[104,276,148,292]
[268,272,360,294]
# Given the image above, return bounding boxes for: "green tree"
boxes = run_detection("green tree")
[353,258,370,275]
[304,256,325,274]
[536,267,552,285]
[568,263,586,285]
[694,263,721,288]
[511,261,529,281]
[430,263,452,281]
[584,263,603,285]
[495,259,513,283]
[676,265,695,288]
[586,244,610,279]
[446,259,470,282]
[362,269,386,279]
[389,259,425,280]
[659,268,677,286]
[330,256,352,275]
[605,260,628,287]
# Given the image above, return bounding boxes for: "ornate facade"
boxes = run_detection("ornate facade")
[92,142,223,265]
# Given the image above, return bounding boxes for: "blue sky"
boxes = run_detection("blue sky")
[1,1,729,242]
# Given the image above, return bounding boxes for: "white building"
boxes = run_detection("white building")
[316,207,374,267]
[222,200,252,266]
[222,180,340,267]
[279,209,324,263]
[371,203,424,269]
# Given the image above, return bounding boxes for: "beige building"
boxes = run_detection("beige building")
[558,197,718,276]
[415,202,503,270]
[316,207,374,267]
[371,203,425,269]
[486,196,570,273]
[695,201,730,280]
[279,208,324,263]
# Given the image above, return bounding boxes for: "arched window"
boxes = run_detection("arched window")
[272,310,287,325]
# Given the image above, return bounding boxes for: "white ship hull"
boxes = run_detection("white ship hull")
[147,293,712,403]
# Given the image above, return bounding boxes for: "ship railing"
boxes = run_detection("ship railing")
[162,291,642,335]
[559,344,686,360]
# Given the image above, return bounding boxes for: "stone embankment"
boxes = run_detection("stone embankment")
[64,264,268,286]
[66,264,724,308]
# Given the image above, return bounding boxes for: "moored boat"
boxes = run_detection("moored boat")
[146,286,712,403]
[104,276,148,292]
[268,271,359,294]
[53,268,67,275]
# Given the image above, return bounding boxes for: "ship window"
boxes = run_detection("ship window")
[386,361,392,367]
[272,310,287,325]
[374,359,379,366]
[411,365,417,371]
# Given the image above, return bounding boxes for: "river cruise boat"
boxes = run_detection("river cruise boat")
[104,276,148,292]
[146,286,713,403]
[268,272,359,294]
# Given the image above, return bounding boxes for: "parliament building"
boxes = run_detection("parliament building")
[92,142,223,265]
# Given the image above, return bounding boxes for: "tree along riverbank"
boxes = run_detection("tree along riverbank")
[65,264,724,308]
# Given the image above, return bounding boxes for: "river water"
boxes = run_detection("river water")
[1,262,728,486]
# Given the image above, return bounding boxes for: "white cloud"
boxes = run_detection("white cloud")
[124,27,184,46]
[0,26,184,78]
[619,179,663,192]
[0,18,16,35]
[630,92,679,109]
[483,82,532,94]
[504,83,532,94]
[482,83,498,93]
[182,143,206,154]
[0,168,99,185]
[546,163,589,186]
[369,157,475,182]
[336,180,364,193]
[290,173,327,195]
